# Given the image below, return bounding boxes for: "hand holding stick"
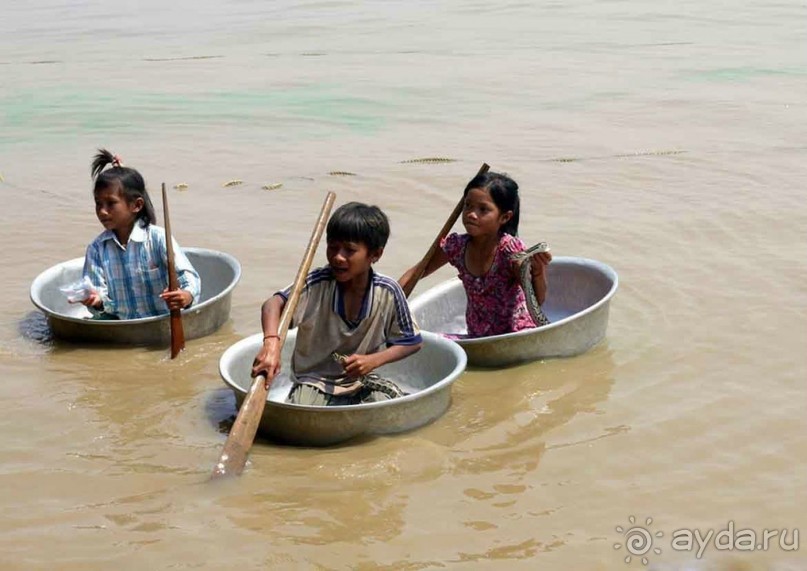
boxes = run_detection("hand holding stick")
[399,163,489,297]
[211,191,336,479]
[162,183,185,359]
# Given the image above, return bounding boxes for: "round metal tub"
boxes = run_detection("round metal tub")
[218,330,467,446]
[409,256,618,368]
[29,248,241,345]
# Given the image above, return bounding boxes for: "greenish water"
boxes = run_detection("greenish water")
[684,66,807,82]
[1,84,390,147]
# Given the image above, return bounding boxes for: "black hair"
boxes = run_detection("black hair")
[462,171,520,236]
[326,202,390,251]
[91,148,156,226]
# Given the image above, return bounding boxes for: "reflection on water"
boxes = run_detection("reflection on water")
[206,387,237,434]
[193,345,617,561]
[17,310,53,345]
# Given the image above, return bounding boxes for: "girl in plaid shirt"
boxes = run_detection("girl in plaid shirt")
[80,149,200,320]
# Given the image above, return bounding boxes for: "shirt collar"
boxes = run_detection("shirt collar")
[100,220,148,249]
[129,221,148,242]
[332,267,375,326]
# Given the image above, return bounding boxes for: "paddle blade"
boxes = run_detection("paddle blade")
[169,310,185,359]
[209,191,335,479]
[211,375,269,479]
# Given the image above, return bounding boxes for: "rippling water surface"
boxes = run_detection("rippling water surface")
[1,1,806,569]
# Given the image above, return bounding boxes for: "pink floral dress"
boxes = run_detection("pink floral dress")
[440,232,537,338]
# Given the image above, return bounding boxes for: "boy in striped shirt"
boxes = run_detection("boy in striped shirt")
[251,202,422,406]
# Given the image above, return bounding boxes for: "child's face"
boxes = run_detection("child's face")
[94,184,142,237]
[326,239,381,283]
[462,188,512,237]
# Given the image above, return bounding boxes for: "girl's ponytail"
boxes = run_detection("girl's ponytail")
[91,148,156,227]
[91,148,118,179]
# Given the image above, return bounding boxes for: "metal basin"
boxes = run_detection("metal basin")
[409,256,618,368]
[29,248,241,345]
[218,330,467,446]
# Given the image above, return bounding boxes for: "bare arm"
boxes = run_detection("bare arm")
[251,294,287,384]
[398,247,450,293]
[530,251,552,305]
[511,250,552,305]
[340,342,423,378]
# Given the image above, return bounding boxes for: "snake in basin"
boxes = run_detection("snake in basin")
[510,242,551,327]
[331,352,408,399]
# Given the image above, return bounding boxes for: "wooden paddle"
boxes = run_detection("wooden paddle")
[400,162,490,298]
[162,182,185,359]
[211,191,337,479]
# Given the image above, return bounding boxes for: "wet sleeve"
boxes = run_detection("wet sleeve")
[152,226,201,305]
[82,240,112,313]
[172,238,201,305]
[499,234,527,283]
[383,280,422,346]
[500,234,527,257]
[440,232,464,270]
[275,268,326,329]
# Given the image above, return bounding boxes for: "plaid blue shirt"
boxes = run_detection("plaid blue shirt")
[83,222,201,320]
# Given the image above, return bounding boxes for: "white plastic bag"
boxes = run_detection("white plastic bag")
[59,276,95,303]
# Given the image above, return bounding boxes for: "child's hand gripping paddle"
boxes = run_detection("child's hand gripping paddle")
[399,163,490,298]
[210,191,336,479]
[162,183,185,359]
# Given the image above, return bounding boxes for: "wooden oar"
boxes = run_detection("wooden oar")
[400,162,490,297]
[211,191,337,479]
[162,182,185,359]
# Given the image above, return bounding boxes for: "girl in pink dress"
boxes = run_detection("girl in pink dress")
[401,172,552,338]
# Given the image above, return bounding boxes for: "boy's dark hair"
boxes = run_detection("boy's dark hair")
[91,148,156,226]
[326,202,390,251]
[463,171,521,236]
